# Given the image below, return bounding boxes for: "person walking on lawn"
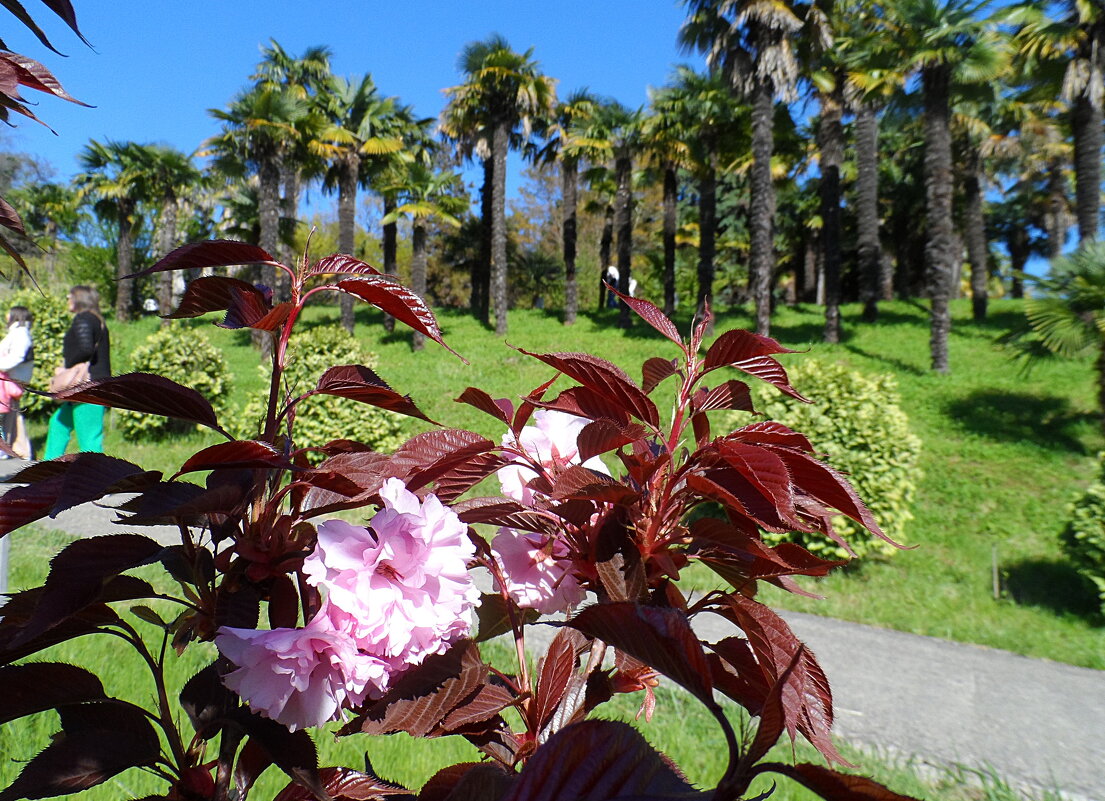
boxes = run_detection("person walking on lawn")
[43,285,110,459]
[0,305,33,457]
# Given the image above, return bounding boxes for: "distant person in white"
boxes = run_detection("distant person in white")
[604,265,637,308]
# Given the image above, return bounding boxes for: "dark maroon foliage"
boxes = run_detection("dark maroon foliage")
[0,242,918,801]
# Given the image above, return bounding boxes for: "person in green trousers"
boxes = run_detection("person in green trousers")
[43,285,110,459]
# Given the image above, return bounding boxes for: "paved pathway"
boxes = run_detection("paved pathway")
[2,461,1102,800]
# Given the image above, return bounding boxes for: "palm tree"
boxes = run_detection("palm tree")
[11,181,82,278]
[1010,0,1105,244]
[540,89,607,324]
[74,140,152,321]
[681,0,803,337]
[131,144,203,320]
[1008,242,1105,433]
[885,0,1006,372]
[442,34,557,335]
[316,74,405,332]
[382,162,468,349]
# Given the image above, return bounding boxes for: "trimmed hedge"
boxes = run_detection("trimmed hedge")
[239,325,407,456]
[116,326,232,439]
[1060,453,1105,615]
[723,359,922,560]
[3,290,70,417]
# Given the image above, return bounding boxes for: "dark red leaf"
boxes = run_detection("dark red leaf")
[715,594,845,765]
[336,277,465,362]
[707,637,772,716]
[175,440,289,478]
[576,420,646,461]
[452,497,553,533]
[234,739,271,799]
[606,286,683,345]
[702,329,807,401]
[512,375,559,434]
[223,297,293,333]
[0,229,30,275]
[0,473,65,536]
[0,727,161,801]
[0,599,120,667]
[163,275,262,319]
[753,763,921,801]
[124,240,278,280]
[501,719,703,801]
[455,387,512,425]
[39,0,90,45]
[391,429,502,498]
[686,470,793,533]
[515,349,659,427]
[0,6,64,55]
[181,662,236,740]
[10,534,165,647]
[743,646,805,768]
[473,593,539,643]
[0,663,106,725]
[642,357,679,395]
[535,386,631,425]
[566,603,713,706]
[531,628,586,734]
[305,252,382,278]
[419,763,514,801]
[551,466,638,505]
[309,364,434,423]
[4,51,88,105]
[302,451,392,517]
[56,698,159,738]
[692,411,710,445]
[716,441,801,526]
[273,767,412,800]
[345,640,511,739]
[690,380,755,415]
[730,421,815,452]
[54,373,228,437]
[0,195,24,234]
[230,709,323,796]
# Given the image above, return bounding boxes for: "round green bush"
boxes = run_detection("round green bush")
[1060,453,1105,615]
[4,290,70,417]
[238,325,407,456]
[116,326,232,440]
[722,359,922,560]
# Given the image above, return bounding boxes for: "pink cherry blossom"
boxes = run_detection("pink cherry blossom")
[215,600,390,732]
[497,409,610,503]
[492,527,585,615]
[302,477,478,667]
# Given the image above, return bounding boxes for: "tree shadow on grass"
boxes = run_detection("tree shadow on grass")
[1002,558,1102,623]
[841,343,927,376]
[944,390,1098,453]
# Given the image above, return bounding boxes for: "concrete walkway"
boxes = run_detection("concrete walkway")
[1,462,1102,800]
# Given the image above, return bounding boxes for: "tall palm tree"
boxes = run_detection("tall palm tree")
[442,34,557,335]
[382,162,468,349]
[316,74,405,332]
[74,139,152,321]
[11,181,82,278]
[540,89,607,324]
[681,0,804,337]
[886,0,1006,372]
[1011,0,1105,244]
[131,144,203,320]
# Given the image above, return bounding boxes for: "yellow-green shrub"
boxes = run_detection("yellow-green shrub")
[238,325,407,455]
[1060,453,1105,615]
[723,359,922,560]
[116,326,232,439]
[4,289,69,416]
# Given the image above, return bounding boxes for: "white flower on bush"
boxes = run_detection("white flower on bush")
[497,409,610,503]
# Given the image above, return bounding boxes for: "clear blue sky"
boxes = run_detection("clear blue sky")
[3,0,699,204]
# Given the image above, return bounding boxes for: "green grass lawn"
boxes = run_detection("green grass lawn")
[1,529,1058,801]
[16,296,1105,669]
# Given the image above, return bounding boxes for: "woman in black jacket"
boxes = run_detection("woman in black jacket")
[43,285,110,459]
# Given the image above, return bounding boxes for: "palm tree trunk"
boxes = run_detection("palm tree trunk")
[338,158,358,334]
[963,152,989,321]
[492,121,510,336]
[819,85,844,343]
[1008,226,1028,300]
[749,82,776,337]
[382,194,398,333]
[598,203,614,310]
[1046,160,1067,257]
[856,103,882,321]
[696,155,717,336]
[257,156,282,354]
[614,149,634,329]
[475,159,493,325]
[115,202,135,322]
[663,162,678,317]
[923,65,955,373]
[278,162,300,302]
[1072,94,1102,244]
[158,197,178,327]
[411,223,428,351]
[562,158,579,325]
